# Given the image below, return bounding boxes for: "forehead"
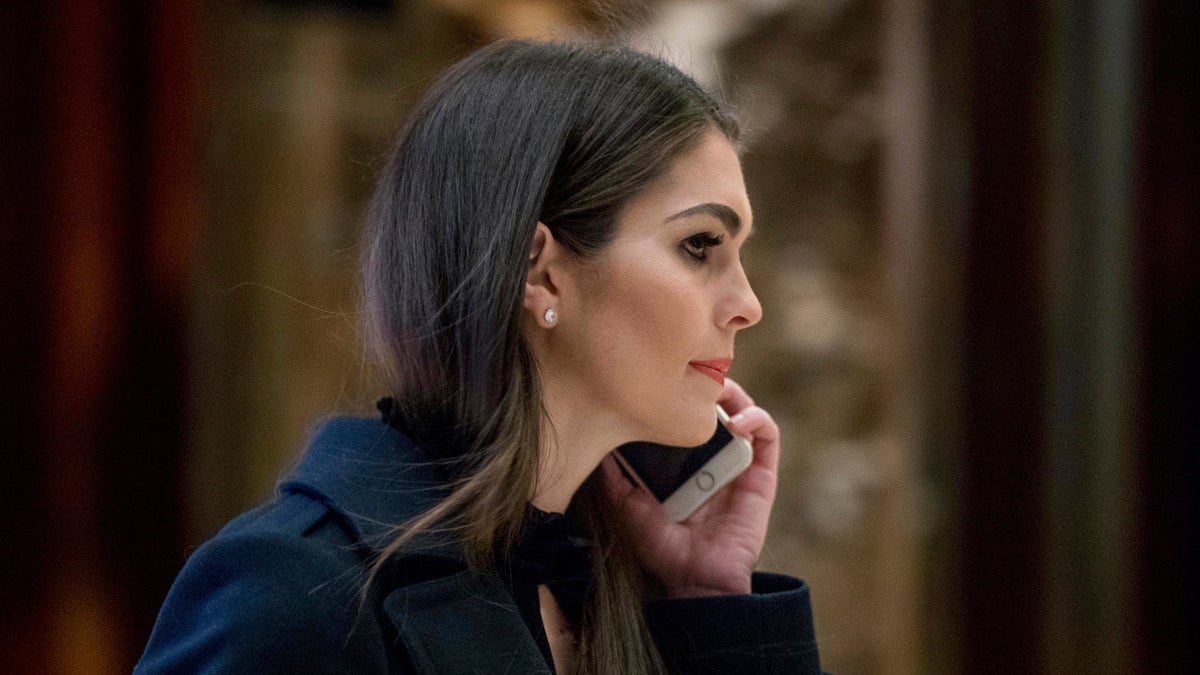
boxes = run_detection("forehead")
[616,130,752,235]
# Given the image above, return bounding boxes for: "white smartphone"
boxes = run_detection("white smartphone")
[613,405,753,522]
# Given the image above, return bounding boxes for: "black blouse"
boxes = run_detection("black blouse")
[505,505,593,671]
[379,397,591,671]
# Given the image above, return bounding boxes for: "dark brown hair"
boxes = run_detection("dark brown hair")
[362,39,739,674]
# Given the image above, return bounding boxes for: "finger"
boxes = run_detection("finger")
[598,453,638,501]
[599,454,667,526]
[725,406,780,474]
[718,377,755,416]
[599,454,663,511]
[726,405,777,442]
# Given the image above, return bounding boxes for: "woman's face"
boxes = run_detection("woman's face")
[551,129,761,447]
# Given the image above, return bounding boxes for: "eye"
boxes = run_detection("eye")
[681,232,725,262]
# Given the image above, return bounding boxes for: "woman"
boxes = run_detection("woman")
[137,40,823,674]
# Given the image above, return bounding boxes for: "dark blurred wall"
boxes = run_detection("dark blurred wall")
[1,5,55,670]
[940,0,1199,672]
[1,2,199,672]
[1134,0,1199,670]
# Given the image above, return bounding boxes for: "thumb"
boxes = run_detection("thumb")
[599,453,662,520]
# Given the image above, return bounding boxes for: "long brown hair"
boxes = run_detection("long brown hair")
[361,40,739,674]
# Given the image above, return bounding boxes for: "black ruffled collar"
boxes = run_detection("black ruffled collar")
[512,505,592,584]
[377,397,462,460]
[511,504,592,630]
[377,397,593,627]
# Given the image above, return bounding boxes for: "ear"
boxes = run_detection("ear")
[524,222,566,327]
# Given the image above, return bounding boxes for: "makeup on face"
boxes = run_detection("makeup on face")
[539,130,760,448]
[688,358,732,386]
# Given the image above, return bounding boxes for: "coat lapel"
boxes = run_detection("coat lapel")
[382,569,552,675]
[282,416,553,674]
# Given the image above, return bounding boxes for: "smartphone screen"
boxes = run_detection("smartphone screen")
[613,419,737,502]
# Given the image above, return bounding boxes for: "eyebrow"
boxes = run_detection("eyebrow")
[665,203,745,236]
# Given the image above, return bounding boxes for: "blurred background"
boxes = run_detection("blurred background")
[1,0,1195,673]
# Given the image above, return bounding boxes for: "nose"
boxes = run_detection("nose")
[720,264,762,330]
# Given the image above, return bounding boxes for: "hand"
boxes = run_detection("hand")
[598,378,780,598]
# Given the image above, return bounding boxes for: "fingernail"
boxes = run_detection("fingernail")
[730,413,745,426]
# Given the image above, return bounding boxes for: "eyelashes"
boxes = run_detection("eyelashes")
[681,232,725,262]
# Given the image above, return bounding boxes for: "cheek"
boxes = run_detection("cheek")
[589,264,692,360]
[570,259,719,444]
[575,268,707,426]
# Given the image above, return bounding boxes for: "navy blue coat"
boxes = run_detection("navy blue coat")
[136,416,823,674]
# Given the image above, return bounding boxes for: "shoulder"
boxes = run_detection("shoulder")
[136,413,462,674]
[135,492,392,673]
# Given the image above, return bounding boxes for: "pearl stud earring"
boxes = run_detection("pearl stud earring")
[543,308,558,325]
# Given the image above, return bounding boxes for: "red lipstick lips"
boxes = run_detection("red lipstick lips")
[688,358,732,386]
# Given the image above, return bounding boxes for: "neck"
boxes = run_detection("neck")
[530,380,626,514]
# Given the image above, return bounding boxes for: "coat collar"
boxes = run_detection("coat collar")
[383,570,553,674]
[276,415,554,674]
[277,415,459,559]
